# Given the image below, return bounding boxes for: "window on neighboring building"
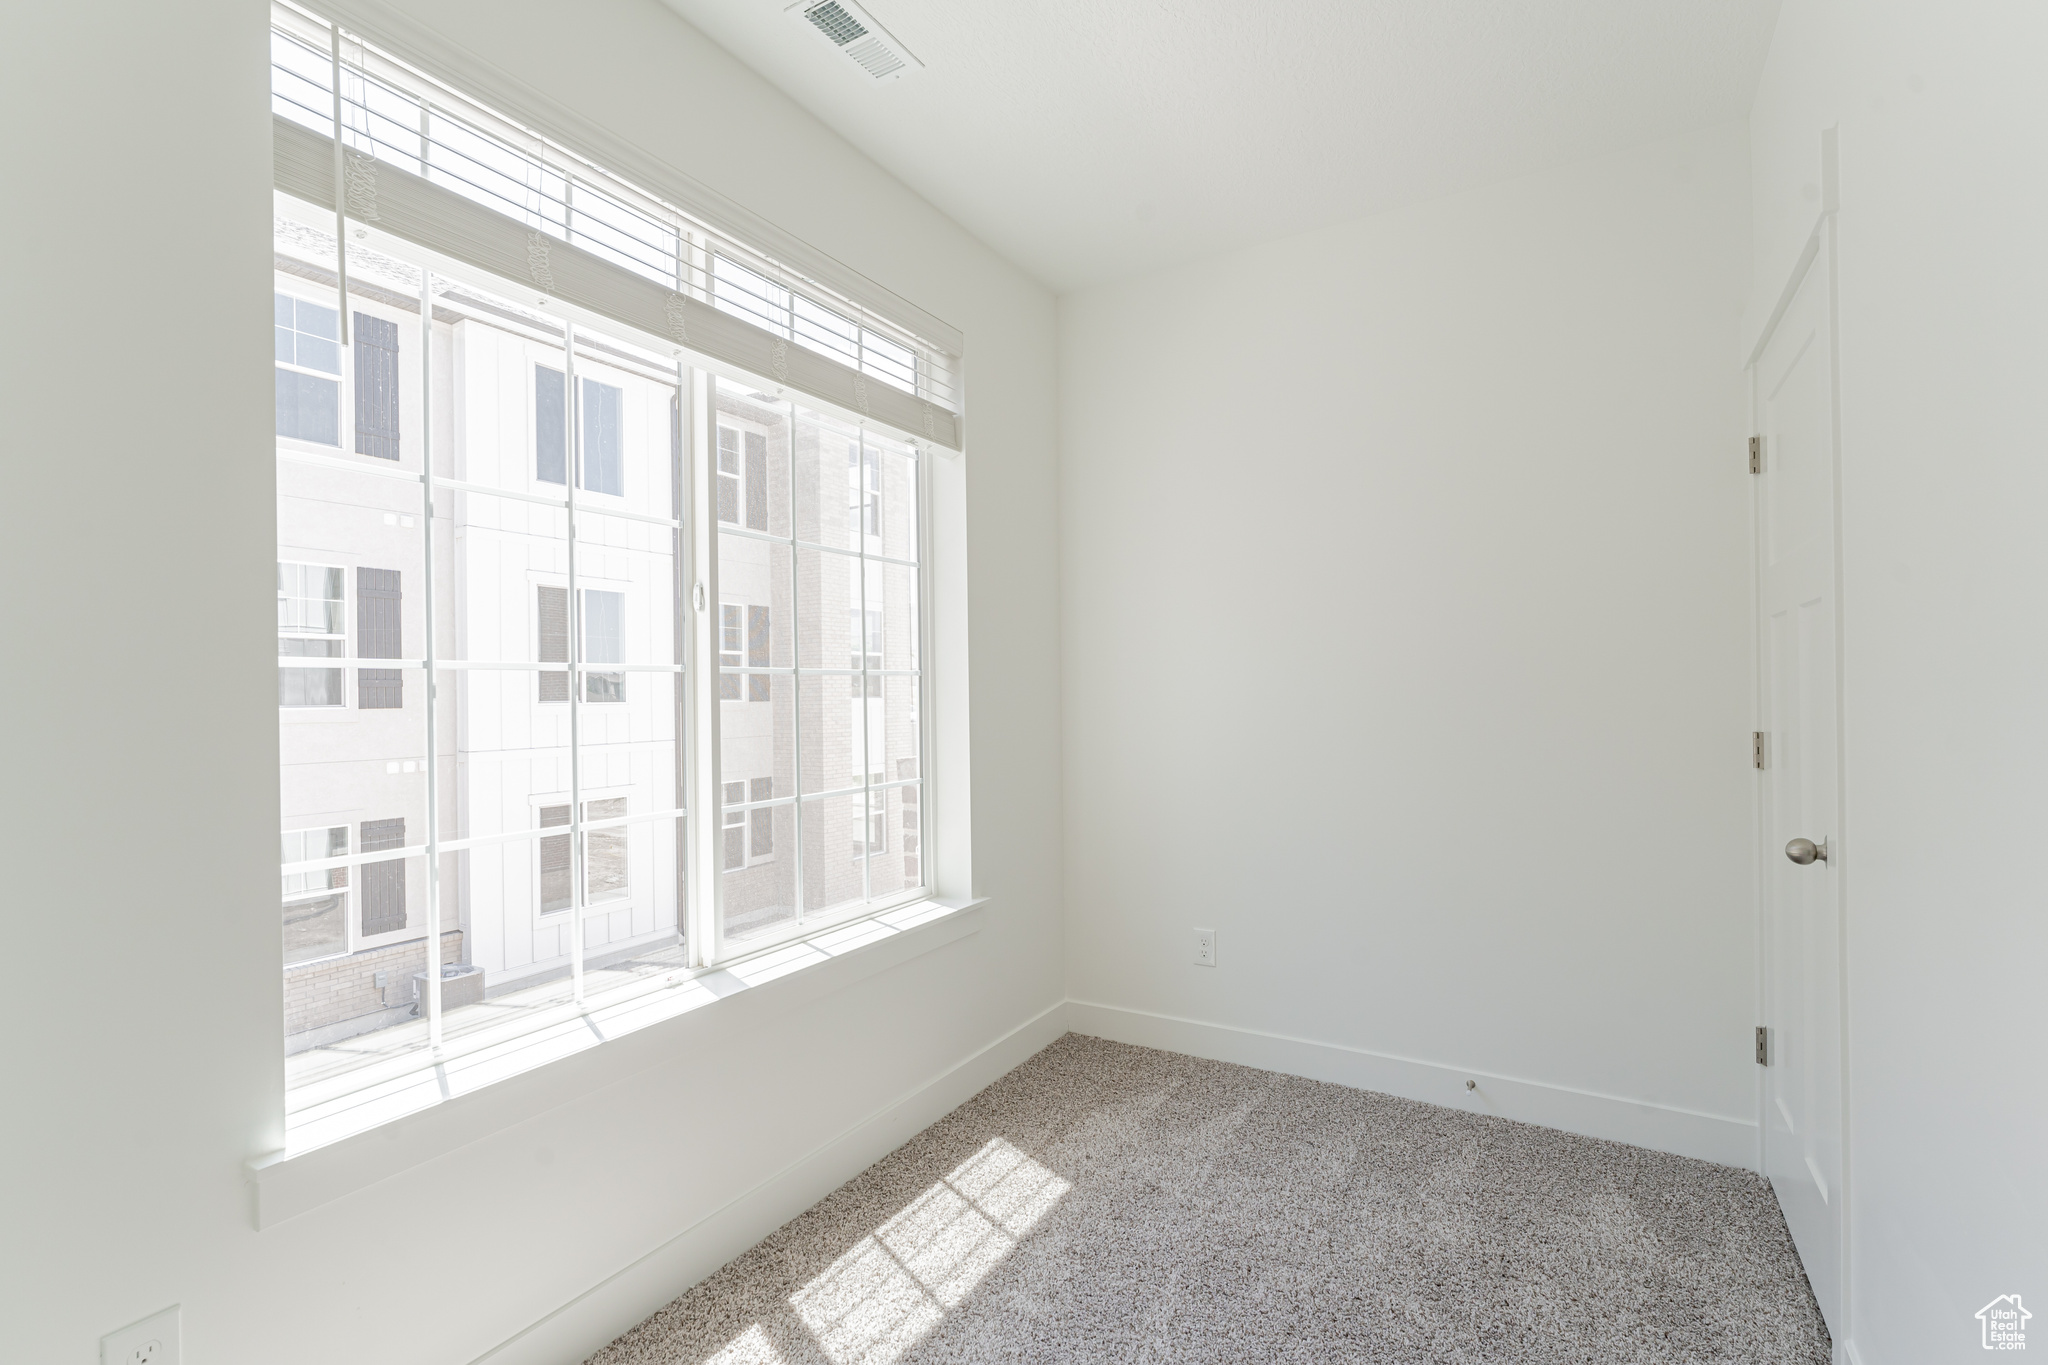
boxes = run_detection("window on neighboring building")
[716,425,768,530]
[536,366,625,495]
[582,378,624,496]
[540,800,632,913]
[359,817,407,936]
[719,604,743,701]
[748,604,772,702]
[583,588,625,703]
[537,364,567,486]
[275,292,341,445]
[278,562,345,707]
[281,826,349,965]
[721,783,746,872]
[720,781,774,871]
[356,567,403,708]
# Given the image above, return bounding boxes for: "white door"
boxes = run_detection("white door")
[1755,233,1844,1336]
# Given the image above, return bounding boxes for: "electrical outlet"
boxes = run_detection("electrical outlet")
[102,1306,180,1365]
[1192,928,1216,968]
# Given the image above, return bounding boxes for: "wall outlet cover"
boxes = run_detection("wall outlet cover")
[1192,927,1216,967]
[103,1306,180,1365]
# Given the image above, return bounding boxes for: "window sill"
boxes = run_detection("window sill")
[245,896,986,1229]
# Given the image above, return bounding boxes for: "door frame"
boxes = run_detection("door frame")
[1745,126,1851,1359]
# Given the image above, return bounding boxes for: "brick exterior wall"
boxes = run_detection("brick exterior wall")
[284,931,465,1037]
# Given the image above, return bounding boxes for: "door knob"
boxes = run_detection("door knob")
[1785,837,1829,865]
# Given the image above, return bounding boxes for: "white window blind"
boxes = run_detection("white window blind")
[268,1,963,453]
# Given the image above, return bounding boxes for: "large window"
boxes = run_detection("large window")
[268,1,947,1122]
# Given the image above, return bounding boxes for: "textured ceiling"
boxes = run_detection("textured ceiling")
[661,0,1782,292]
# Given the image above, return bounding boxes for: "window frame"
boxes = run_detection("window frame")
[264,2,960,1169]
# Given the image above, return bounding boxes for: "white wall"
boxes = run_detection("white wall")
[1749,3,2048,1359]
[0,0,1060,1362]
[1059,124,1758,1157]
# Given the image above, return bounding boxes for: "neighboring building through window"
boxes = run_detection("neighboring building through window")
[275,292,341,445]
[719,605,743,701]
[282,826,349,965]
[278,562,345,707]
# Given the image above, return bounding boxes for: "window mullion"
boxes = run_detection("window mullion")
[690,361,724,965]
[859,428,872,907]
[788,399,805,927]
[564,317,586,1004]
[417,265,446,1047]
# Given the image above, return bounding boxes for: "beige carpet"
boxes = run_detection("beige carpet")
[590,1034,1829,1364]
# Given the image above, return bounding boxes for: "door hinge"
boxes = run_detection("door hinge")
[1752,731,1768,770]
[1755,1025,1769,1066]
[1748,436,1763,475]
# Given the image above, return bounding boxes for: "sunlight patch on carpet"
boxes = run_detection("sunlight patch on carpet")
[787,1137,1071,1363]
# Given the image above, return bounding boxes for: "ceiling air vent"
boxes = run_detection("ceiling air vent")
[787,0,923,81]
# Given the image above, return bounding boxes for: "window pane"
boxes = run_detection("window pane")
[581,377,625,496]
[796,547,860,671]
[284,893,347,966]
[276,369,340,445]
[536,364,566,485]
[800,672,864,797]
[584,797,629,904]
[874,438,919,563]
[880,673,920,788]
[869,783,923,899]
[793,410,864,551]
[868,560,919,674]
[801,795,867,918]
[724,794,794,944]
[582,588,625,704]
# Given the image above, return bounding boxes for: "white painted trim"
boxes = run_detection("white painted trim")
[247,899,987,1227]
[1839,1335,1865,1365]
[1065,1001,1758,1169]
[468,996,1073,1365]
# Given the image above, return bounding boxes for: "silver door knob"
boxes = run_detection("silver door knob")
[1785,837,1829,865]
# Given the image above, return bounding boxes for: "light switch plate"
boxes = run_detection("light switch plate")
[103,1306,180,1365]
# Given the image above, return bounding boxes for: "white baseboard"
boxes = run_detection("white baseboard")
[469,997,1073,1365]
[473,998,1760,1364]
[1065,1000,1757,1169]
